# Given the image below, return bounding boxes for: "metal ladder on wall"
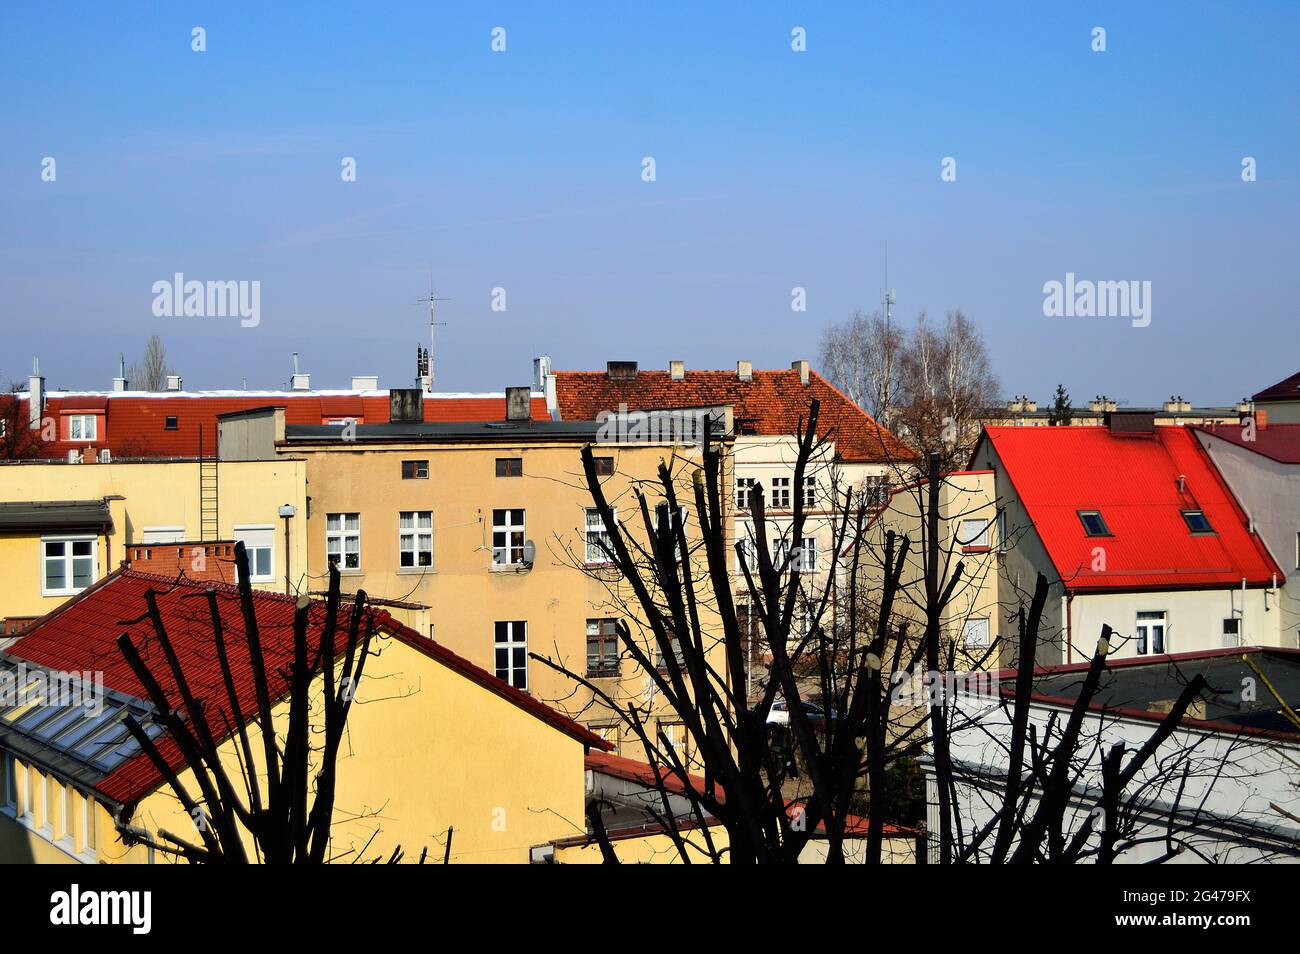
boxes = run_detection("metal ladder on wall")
[198,424,219,541]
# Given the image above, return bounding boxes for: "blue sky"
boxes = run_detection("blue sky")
[2,1,1296,405]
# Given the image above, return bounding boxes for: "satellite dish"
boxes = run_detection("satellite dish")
[522,540,536,565]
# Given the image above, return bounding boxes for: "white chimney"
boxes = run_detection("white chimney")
[533,355,558,419]
[290,353,309,390]
[669,360,685,381]
[351,375,379,391]
[736,360,753,383]
[791,359,809,385]
[28,357,44,430]
[165,375,183,391]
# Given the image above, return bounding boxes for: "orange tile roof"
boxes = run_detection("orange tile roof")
[554,367,912,462]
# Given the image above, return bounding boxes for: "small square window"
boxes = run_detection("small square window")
[164,416,178,431]
[1182,510,1213,534]
[1077,510,1110,536]
[401,460,429,480]
[496,458,523,477]
[594,456,615,476]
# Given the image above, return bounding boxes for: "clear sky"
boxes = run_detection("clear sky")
[2,2,1296,406]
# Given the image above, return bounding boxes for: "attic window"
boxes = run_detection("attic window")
[1182,510,1214,534]
[164,416,178,430]
[1077,510,1111,536]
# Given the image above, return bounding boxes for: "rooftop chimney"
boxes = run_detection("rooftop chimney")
[351,375,379,391]
[112,353,128,392]
[791,359,809,385]
[533,355,558,420]
[606,360,638,381]
[28,357,44,430]
[290,353,310,390]
[166,375,183,391]
[737,360,753,383]
[669,360,684,381]
[1105,410,1155,435]
[389,388,424,423]
[505,386,532,422]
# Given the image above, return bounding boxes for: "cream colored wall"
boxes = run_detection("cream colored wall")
[110,633,591,864]
[0,756,102,864]
[291,438,729,737]
[0,458,307,621]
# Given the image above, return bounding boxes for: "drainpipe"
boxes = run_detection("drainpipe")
[1241,577,1247,645]
[278,504,297,594]
[1063,591,1074,664]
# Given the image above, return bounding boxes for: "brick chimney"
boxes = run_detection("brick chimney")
[606,361,638,381]
[126,541,238,584]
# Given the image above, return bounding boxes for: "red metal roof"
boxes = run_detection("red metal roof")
[7,569,607,805]
[979,425,1283,592]
[554,368,912,462]
[16,392,548,459]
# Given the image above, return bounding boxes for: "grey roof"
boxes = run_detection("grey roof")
[0,500,112,533]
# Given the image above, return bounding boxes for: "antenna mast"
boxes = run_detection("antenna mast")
[414,269,449,392]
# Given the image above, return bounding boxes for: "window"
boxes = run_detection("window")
[164,416,178,431]
[82,792,95,851]
[401,459,429,480]
[67,415,96,441]
[797,537,817,572]
[586,618,620,677]
[771,477,791,509]
[326,513,361,570]
[660,721,688,758]
[594,456,615,476]
[802,476,817,508]
[862,475,891,508]
[656,632,686,671]
[736,477,756,510]
[494,621,528,690]
[495,457,523,477]
[1077,510,1111,536]
[593,724,620,753]
[957,519,990,549]
[1135,611,1166,655]
[1182,510,1214,534]
[20,762,32,821]
[963,617,991,648]
[772,537,791,569]
[42,537,96,596]
[233,526,274,582]
[399,511,433,568]
[997,510,1008,552]
[736,536,757,573]
[584,508,616,564]
[492,509,526,565]
[2,754,14,812]
[1223,617,1241,647]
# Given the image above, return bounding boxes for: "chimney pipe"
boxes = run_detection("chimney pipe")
[166,375,183,391]
[505,386,531,421]
[112,353,128,392]
[791,359,809,385]
[28,357,44,430]
[736,360,753,383]
[290,353,310,391]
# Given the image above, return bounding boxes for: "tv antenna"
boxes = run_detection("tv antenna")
[414,270,449,390]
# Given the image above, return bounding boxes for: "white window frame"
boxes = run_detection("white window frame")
[771,477,791,509]
[494,620,528,690]
[736,535,757,573]
[326,512,362,571]
[67,414,96,442]
[1135,610,1167,655]
[797,536,817,572]
[801,476,817,508]
[772,537,791,569]
[398,511,434,570]
[963,617,991,648]
[233,525,276,583]
[584,507,617,565]
[492,509,526,566]
[41,535,97,596]
[736,477,755,511]
[957,519,990,548]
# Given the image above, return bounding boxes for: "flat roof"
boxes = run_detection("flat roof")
[0,500,113,532]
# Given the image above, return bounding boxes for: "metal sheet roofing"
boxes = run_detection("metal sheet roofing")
[979,425,1283,592]
[0,499,112,532]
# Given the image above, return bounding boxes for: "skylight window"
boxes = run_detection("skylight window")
[1077,510,1110,536]
[1182,510,1214,534]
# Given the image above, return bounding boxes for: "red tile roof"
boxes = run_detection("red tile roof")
[14,391,548,459]
[978,425,1283,592]
[1194,422,1300,465]
[1252,370,1300,403]
[7,569,607,806]
[554,368,912,462]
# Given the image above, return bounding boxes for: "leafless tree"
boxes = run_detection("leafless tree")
[127,334,175,392]
[818,309,905,427]
[0,381,46,459]
[110,544,408,863]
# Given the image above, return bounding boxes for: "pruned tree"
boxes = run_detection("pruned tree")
[111,543,400,863]
[126,334,175,392]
